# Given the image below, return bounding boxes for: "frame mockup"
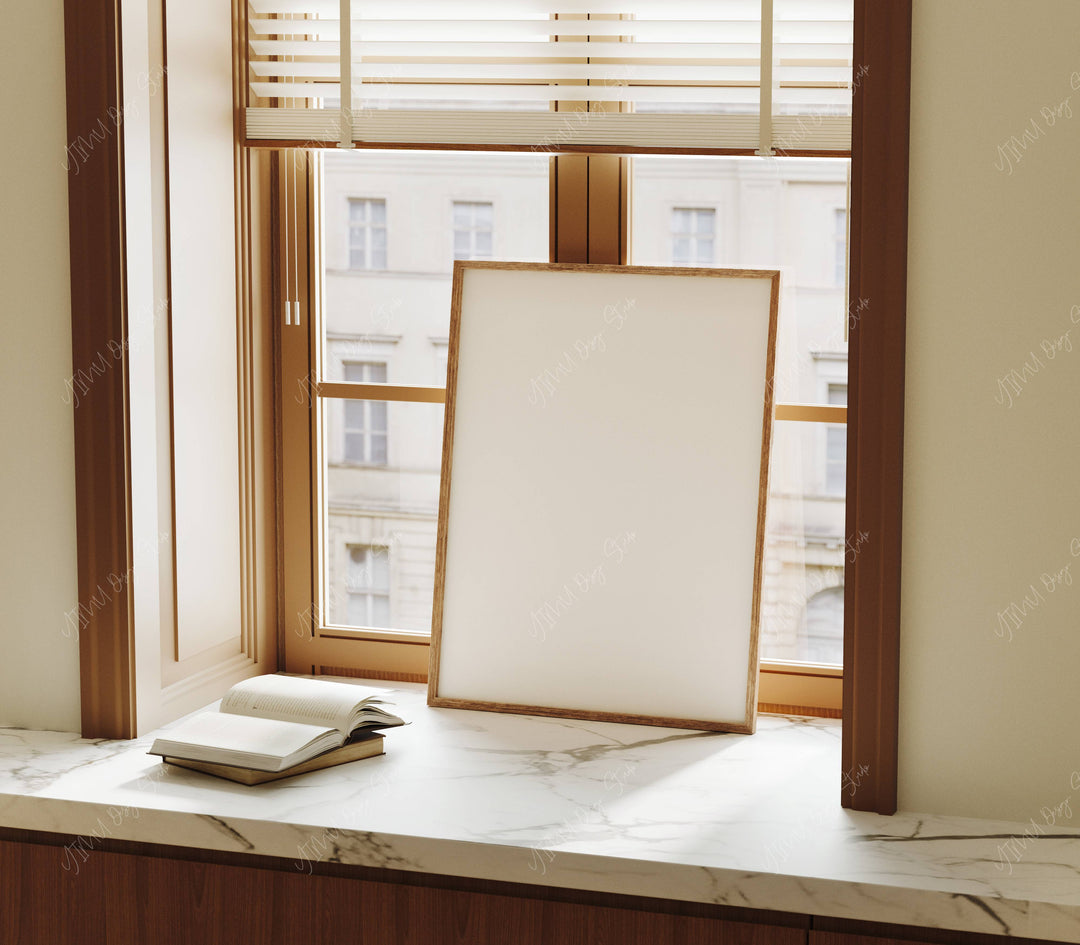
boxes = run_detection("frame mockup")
[428,262,779,733]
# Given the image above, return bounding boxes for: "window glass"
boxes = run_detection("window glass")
[345,545,391,628]
[349,198,388,270]
[634,156,849,666]
[671,207,715,266]
[321,152,548,631]
[322,399,443,632]
[825,383,847,496]
[834,207,848,287]
[452,200,495,260]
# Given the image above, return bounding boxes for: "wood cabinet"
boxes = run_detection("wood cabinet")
[0,835,804,945]
[0,835,1062,945]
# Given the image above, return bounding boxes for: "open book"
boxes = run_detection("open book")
[148,675,404,772]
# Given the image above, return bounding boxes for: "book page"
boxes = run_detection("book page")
[149,713,335,769]
[220,674,390,733]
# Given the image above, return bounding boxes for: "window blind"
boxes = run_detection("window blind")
[244,0,853,152]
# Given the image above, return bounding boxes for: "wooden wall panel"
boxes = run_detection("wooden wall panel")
[63,0,136,740]
[842,0,913,815]
[1,840,108,945]
[111,856,276,945]
[0,837,808,945]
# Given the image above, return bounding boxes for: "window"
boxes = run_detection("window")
[834,208,848,287]
[310,152,548,649]
[453,201,493,260]
[343,362,388,464]
[73,0,915,808]
[802,587,844,665]
[826,384,848,496]
[346,545,391,628]
[293,151,852,698]
[349,198,387,270]
[671,208,715,266]
[636,156,849,679]
[271,8,859,712]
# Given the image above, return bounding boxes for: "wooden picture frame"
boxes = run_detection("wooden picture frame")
[428,262,779,734]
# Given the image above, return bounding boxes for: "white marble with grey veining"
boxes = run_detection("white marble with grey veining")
[2,680,1080,940]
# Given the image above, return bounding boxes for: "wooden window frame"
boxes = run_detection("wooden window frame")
[64,0,136,738]
[66,0,909,814]
[841,0,912,814]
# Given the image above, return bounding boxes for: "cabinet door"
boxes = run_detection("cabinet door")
[5,837,812,945]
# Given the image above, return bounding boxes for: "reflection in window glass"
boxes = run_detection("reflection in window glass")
[346,545,391,627]
[802,586,844,665]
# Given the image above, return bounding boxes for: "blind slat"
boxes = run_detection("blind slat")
[249,40,767,57]
[250,0,766,14]
[244,1,853,151]
[252,83,769,105]
[253,64,768,81]
[254,20,787,40]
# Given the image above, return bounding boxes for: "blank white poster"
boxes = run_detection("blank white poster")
[430,264,777,732]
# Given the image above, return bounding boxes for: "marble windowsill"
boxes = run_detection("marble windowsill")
[2,679,1080,941]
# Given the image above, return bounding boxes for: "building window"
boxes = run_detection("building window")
[349,198,387,270]
[834,207,847,287]
[453,201,494,260]
[671,207,715,266]
[826,383,848,495]
[346,545,391,628]
[343,362,388,464]
[802,586,844,665]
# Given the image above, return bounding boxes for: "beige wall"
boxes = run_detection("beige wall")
[0,0,82,731]
[900,0,1080,821]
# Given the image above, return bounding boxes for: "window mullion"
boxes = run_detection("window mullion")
[551,13,627,265]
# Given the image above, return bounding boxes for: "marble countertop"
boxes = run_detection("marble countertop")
[3,679,1080,941]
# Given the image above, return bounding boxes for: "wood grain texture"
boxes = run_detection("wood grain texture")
[747,270,782,731]
[1,835,809,945]
[759,704,843,720]
[316,382,447,403]
[10,832,1076,945]
[110,855,277,945]
[1,839,108,945]
[0,825,812,931]
[63,0,137,738]
[553,152,590,263]
[774,405,847,424]
[427,695,755,735]
[842,0,913,815]
[320,665,428,684]
[428,261,778,735]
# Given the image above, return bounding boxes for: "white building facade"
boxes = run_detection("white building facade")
[319,150,849,664]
